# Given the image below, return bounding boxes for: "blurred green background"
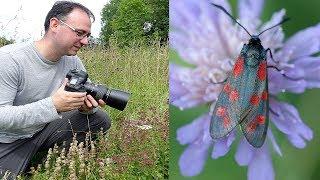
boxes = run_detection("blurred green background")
[169,0,320,179]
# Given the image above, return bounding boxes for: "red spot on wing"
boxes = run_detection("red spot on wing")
[261,91,268,101]
[223,83,231,93]
[223,116,231,128]
[257,61,267,81]
[250,95,260,106]
[245,115,266,134]
[216,106,226,117]
[229,89,239,101]
[233,56,244,78]
[256,115,266,125]
[246,121,257,133]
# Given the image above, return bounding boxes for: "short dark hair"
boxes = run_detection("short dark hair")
[44,1,95,32]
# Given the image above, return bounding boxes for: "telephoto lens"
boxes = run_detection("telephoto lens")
[83,83,130,111]
[65,69,130,111]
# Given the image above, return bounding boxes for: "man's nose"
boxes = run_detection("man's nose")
[80,36,89,45]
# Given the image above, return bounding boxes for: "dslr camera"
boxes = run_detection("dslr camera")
[65,69,130,111]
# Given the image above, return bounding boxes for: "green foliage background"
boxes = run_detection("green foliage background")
[111,0,152,46]
[100,0,168,47]
[170,0,320,180]
[24,43,168,179]
[0,37,14,47]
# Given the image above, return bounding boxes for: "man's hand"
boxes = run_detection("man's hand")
[52,78,87,112]
[79,94,106,112]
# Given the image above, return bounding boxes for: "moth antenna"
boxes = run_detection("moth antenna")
[211,3,252,37]
[258,17,290,36]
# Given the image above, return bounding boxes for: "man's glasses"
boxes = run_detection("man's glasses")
[59,19,91,39]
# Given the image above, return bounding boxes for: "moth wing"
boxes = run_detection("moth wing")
[210,57,245,139]
[209,82,242,139]
[240,64,269,148]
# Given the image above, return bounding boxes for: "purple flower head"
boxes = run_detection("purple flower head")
[170,0,320,179]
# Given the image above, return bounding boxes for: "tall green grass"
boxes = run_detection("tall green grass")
[25,42,168,179]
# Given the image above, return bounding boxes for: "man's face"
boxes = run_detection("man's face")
[56,8,92,56]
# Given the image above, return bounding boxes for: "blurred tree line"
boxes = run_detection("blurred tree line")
[100,0,168,47]
[0,0,168,48]
[0,37,14,47]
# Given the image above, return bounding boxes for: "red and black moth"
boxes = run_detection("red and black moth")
[209,4,297,148]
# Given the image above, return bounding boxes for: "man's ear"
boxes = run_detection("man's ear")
[49,18,60,32]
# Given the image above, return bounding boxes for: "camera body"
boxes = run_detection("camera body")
[65,69,130,111]
[65,69,88,92]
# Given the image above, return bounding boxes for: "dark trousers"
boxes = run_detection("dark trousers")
[0,109,111,178]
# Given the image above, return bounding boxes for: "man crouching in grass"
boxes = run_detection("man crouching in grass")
[0,1,110,178]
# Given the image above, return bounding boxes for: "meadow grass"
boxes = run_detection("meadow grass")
[23,42,169,179]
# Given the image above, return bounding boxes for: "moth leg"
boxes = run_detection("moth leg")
[266,48,279,64]
[267,65,301,81]
[269,107,279,117]
[266,48,302,81]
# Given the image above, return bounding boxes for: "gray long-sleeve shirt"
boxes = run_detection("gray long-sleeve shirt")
[0,42,86,143]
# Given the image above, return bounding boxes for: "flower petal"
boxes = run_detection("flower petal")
[269,99,291,134]
[268,68,307,94]
[169,0,201,32]
[287,134,306,149]
[278,23,320,62]
[260,9,286,51]
[169,63,189,104]
[170,63,224,109]
[267,128,282,156]
[235,138,255,166]
[179,141,211,176]
[287,122,313,149]
[293,57,320,89]
[170,0,244,66]
[269,99,313,148]
[211,131,236,159]
[248,144,275,180]
[238,0,264,30]
[269,57,320,93]
[169,64,206,109]
[178,112,213,176]
[269,98,300,134]
[177,114,209,145]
